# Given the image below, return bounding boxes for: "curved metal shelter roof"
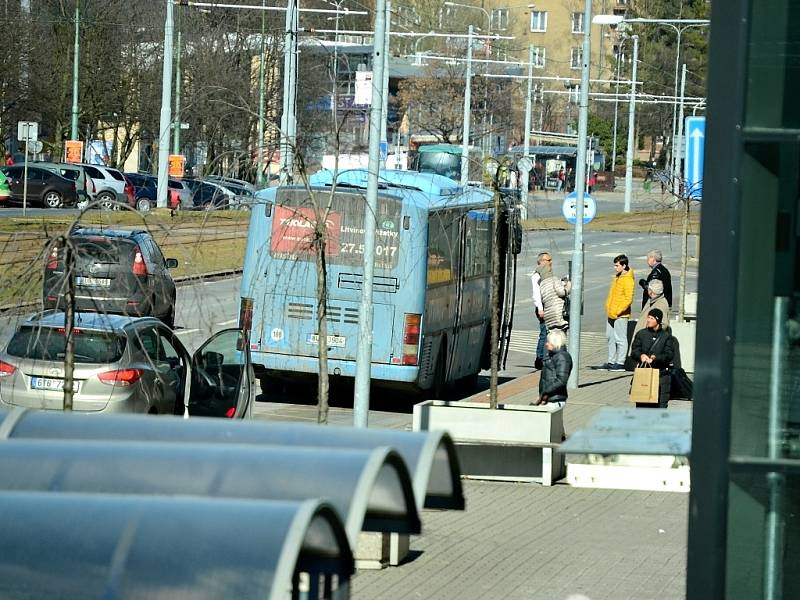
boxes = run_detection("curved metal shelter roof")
[0,439,420,547]
[0,408,465,511]
[0,492,352,600]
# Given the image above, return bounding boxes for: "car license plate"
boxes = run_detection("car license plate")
[76,276,111,287]
[31,377,81,393]
[306,334,346,348]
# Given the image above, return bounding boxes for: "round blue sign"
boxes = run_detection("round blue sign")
[561,192,597,225]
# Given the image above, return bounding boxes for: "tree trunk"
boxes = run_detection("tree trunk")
[489,190,501,409]
[315,230,330,424]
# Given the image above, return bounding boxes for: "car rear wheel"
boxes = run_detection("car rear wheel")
[97,192,115,211]
[43,191,63,208]
[203,201,215,211]
[136,197,152,212]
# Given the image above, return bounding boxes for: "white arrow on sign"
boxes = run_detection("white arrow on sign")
[689,127,704,183]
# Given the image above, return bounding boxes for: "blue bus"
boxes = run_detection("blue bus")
[238,168,519,395]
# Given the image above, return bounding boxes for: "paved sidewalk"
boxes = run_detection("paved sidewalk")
[351,334,691,600]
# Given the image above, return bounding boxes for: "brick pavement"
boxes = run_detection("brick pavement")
[351,333,691,600]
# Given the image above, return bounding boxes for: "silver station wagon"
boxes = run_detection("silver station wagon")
[0,311,253,418]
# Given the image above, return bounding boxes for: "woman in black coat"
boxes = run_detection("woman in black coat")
[534,329,573,408]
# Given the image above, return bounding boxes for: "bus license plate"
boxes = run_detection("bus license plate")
[31,377,81,393]
[306,334,346,348]
[76,276,111,287]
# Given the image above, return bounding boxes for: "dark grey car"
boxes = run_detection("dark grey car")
[42,228,178,327]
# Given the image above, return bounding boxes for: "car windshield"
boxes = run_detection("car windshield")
[7,326,126,363]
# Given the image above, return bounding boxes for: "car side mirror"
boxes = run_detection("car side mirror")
[165,258,179,269]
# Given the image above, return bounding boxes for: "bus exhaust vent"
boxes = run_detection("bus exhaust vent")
[338,273,399,293]
[287,303,313,320]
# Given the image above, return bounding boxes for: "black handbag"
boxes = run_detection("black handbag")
[562,294,570,321]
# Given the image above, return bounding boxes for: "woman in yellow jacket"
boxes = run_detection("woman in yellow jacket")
[604,254,635,371]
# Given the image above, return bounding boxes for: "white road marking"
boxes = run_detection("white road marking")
[176,328,201,336]
[218,318,239,326]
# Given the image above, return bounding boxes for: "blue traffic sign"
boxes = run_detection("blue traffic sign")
[562,192,596,225]
[379,141,389,161]
[684,116,705,199]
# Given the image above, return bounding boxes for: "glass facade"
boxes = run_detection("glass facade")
[691,1,800,597]
[687,0,800,600]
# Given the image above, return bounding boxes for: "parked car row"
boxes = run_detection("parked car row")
[0,162,135,210]
[120,173,257,212]
[0,162,259,212]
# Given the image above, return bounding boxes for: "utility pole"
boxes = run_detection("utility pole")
[622,35,638,214]
[279,0,298,185]
[677,63,689,321]
[566,0,593,390]
[610,45,623,173]
[353,0,388,428]
[256,0,267,186]
[70,2,79,140]
[520,44,534,217]
[460,25,473,187]
[157,0,174,208]
[380,0,391,168]
[172,6,182,155]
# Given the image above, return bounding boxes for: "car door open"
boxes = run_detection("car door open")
[187,329,253,419]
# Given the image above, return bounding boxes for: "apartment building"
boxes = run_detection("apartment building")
[449,0,625,132]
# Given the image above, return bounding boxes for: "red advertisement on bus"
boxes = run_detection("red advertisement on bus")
[271,206,341,257]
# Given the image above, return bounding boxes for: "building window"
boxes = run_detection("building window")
[491,8,509,31]
[532,46,546,69]
[530,11,547,32]
[570,47,582,69]
[571,12,585,33]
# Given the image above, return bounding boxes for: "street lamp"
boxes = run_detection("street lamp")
[413,30,436,65]
[593,15,710,194]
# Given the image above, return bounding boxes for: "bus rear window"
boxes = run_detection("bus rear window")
[270,189,402,269]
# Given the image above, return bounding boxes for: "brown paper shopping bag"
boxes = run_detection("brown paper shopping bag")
[629,364,660,404]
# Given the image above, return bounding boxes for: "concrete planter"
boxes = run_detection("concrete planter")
[671,320,696,374]
[412,400,565,485]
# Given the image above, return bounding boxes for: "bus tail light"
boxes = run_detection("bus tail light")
[238,297,254,351]
[239,297,254,334]
[402,313,421,366]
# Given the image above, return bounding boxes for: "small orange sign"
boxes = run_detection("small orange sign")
[64,140,83,164]
[168,154,186,178]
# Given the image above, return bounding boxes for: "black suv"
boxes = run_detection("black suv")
[43,228,179,326]
[0,165,78,208]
